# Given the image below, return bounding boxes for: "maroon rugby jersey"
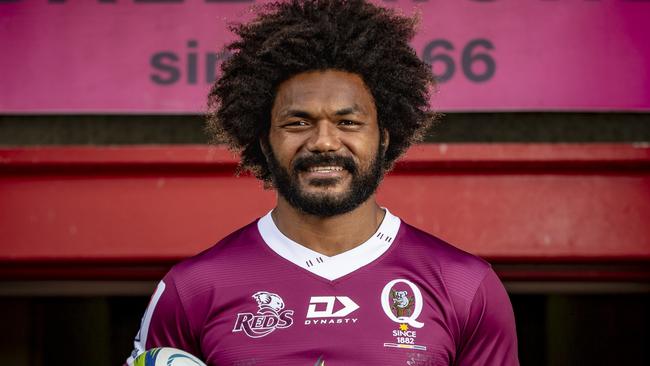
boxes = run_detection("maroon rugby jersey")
[127,210,518,365]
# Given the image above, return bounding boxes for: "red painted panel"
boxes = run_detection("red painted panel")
[1,144,649,279]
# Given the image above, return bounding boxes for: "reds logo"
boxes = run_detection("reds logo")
[381,279,424,328]
[390,290,415,317]
[232,291,294,338]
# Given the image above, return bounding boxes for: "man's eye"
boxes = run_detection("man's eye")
[285,120,308,127]
[339,120,359,126]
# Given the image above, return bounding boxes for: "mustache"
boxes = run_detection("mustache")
[293,154,358,174]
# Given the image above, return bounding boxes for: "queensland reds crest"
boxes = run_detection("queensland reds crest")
[381,279,424,328]
[232,291,294,338]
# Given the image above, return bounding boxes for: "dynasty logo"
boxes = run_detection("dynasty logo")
[233,291,294,338]
[305,296,359,325]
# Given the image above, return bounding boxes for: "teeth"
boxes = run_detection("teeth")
[307,166,344,173]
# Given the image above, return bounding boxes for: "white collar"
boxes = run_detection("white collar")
[257,209,400,281]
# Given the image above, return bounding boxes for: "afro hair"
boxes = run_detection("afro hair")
[206,0,436,182]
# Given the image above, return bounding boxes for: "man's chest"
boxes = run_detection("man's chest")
[196,277,460,366]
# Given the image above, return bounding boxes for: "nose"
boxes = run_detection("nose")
[306,120,341,153]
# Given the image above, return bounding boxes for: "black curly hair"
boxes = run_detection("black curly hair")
[207,0,436,182]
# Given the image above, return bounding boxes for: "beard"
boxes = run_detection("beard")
[266,144,385,217]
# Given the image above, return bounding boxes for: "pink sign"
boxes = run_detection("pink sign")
[1,0,649,113]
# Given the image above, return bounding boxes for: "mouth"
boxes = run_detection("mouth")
[299,164,349,184]
[292,155,357,186]
[306,165,345,173]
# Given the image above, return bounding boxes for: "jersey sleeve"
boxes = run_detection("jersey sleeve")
[455,268,519,365]
[125,277,201,365]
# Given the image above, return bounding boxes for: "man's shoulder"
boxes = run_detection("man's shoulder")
[397,221,489,271]
[164,219,265,287]
[394,220,492,299]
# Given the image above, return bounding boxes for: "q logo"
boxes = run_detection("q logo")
[380,279,424,328]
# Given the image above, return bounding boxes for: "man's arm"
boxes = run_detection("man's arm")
[456,268,519,365]
[125,278,200,365]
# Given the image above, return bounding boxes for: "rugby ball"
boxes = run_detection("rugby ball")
[134,347,207,366]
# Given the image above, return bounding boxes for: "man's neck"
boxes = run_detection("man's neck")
[271,195,386,257]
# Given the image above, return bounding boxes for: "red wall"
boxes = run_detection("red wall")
[1,144,648,281]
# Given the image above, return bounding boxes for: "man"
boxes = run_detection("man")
[128,1,518,365]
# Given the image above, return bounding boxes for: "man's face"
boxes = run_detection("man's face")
[266,69,386,217]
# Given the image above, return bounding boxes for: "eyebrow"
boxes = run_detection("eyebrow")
[280,106,362,118]
[334,106,361,116]
[282,110,313,119]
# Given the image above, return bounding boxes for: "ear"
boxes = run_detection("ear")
[259,136,271,160]
[380,128,390,153]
